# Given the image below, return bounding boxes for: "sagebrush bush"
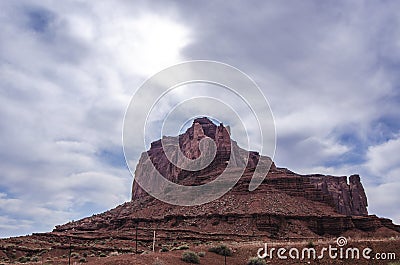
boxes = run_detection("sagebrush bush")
[181,251,200,264]
[306,241,315,248]
[18,256,30,263]
[208,244,232,256]
[160,246,169,252]
[247,257,266,265]
[176,244,190,250]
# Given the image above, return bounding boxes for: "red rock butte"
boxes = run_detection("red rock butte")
[54,117,399,240]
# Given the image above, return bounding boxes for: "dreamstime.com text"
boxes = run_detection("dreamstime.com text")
[257,237,396,261]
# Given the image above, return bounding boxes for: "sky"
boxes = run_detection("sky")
[0,0,399,238]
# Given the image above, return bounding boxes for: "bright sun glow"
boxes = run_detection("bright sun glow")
[101,14,191,77]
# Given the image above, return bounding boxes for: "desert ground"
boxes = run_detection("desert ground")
[1,236,399,265]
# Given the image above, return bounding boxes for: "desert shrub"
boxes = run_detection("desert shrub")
[99,252,107,257]
[79,257,87,263]
[176,244,190,250]
[198,251,205,257]
[181,251,200,264]
[306,241,315,248]
[247,257,267,265]
[18,256,30,263]
[160,246,169,252]
[208,244,232,256]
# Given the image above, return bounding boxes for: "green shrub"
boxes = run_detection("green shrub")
[176,244,190,250]
[18,256,31,263]
[247,257,267,265]
[306,241,315,248]
[160,246,169,252]
[181,251,200,264]
[208,244,232,256]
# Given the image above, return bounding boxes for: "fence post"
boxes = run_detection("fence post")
[68,239,72,265]
[152,230,156,252]
[135,226,138,254]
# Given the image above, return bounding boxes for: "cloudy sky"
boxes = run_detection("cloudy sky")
[1,0,399,238]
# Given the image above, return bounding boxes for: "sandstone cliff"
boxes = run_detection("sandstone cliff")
[53,117,398,240]
[132,117,367,216]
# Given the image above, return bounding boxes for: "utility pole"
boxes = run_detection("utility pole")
[68,239,72,265]
[135,225,138,254]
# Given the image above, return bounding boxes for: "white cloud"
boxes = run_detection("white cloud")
[365,182,400,225]
[366,134,400,179]
[0,1,191,237]
[361,134,400,223]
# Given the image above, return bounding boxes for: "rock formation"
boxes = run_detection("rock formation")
[1,117,399,265]
[132,117,264,199]
[132,117,367,216]
[53,117,399,241]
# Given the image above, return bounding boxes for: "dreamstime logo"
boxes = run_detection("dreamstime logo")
[336,236,347,247]
[123,61,276,206]
[257,237,396,261]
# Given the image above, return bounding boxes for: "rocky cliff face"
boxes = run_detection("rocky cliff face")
[132,117,367,216]
[1,117,398,263]
[52,117,399,241]
[132,117,271,200]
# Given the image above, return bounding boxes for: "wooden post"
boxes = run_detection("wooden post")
[68,239,72,265]
[152,230,156,252]
[135,226,138,254]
